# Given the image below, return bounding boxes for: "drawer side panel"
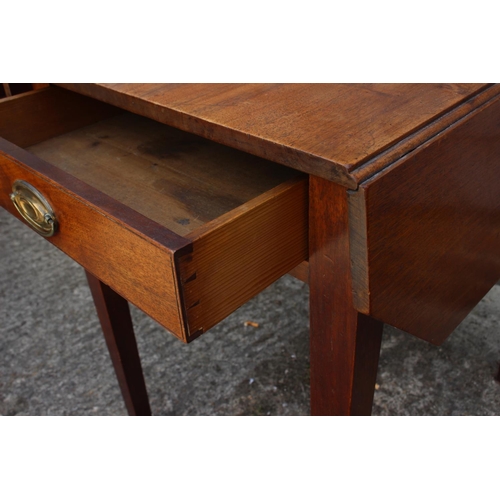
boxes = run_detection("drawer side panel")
[177,177,308,341]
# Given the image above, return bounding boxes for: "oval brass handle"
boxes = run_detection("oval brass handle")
[9,180,58,237]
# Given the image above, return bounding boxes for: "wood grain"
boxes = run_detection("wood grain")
[177,177,308,341]
[86,271,151,416]
[56,84,491,188]
[0,86,120,148]
[288,261,309,283]
[350,92,500,344]
[0,139,188,340]
[28,112,295,236]
[309,176,383,415]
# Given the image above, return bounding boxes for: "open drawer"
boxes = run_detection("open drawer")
[0,87,308,342]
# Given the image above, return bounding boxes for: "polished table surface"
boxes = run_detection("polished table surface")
[2,83,500,415]
[58,83,490,186]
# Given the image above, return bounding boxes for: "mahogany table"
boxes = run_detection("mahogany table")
[1,84,499,415]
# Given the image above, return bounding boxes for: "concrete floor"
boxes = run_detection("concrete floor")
[1,208,500,415]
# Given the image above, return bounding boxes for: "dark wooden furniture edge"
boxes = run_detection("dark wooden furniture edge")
[309,176,383,415]
[350,84,499,184]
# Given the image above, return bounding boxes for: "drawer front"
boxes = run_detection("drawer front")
[0,142,187,340]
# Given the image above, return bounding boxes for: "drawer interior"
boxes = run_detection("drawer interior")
[25,104,296,237]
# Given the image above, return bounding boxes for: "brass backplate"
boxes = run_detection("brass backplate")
[10,180,57,237]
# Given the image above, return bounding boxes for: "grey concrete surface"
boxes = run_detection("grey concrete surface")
[1,208,500,416]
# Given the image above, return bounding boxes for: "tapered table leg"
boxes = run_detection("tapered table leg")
[86,271,152,416]
[309,176,383,416]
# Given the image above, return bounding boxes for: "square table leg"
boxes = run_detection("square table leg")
[86,271,152,416]
[309,176,384,415]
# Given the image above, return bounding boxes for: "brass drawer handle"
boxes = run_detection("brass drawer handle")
[9,180,58,237]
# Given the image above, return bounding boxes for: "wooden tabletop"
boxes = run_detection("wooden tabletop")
[57,83,496,188]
